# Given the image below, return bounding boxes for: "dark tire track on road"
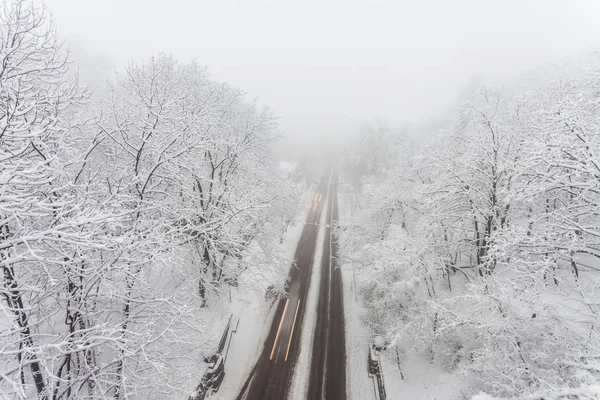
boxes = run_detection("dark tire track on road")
[326,180,347,399]
[306,180,333,400]
[307,173,347,400]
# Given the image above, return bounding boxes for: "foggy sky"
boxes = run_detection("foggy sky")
[46,0,600,158]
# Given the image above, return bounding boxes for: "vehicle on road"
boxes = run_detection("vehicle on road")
[368,335,386,376]
[368,345,381,376]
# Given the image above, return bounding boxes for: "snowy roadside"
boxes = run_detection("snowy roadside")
[472,386,600,400]
[338,186,379,400]
[342,266,382,400]
[379,349,466,400]
[338,183,467,400]
[206,185,316,400]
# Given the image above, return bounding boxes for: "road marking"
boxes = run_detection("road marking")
[321,177,334,395]
[270,298,290,360]
[285,299,301,361]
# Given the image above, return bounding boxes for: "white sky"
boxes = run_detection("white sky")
[46,0,600,158]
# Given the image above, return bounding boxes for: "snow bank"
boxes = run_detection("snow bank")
[472,386,600,400]
[338,187,381,400]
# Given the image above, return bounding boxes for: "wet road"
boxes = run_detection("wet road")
[236,169,346,400]
[308,171,346,400]
[235,173,330,400]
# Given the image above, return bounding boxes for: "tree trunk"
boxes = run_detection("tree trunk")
[2,265,47,398]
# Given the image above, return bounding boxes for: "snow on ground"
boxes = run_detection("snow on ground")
[207,185,316,399]
[381,349,466,400]
[343,267,381,400]
[343,268,466,400]
[471,386,600,400]
[207,289,276,400]
[339,186,380,400]
[289,181,330,400]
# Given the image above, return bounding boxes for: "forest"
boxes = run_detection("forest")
[2,0,600,399]
[343,53,600,397]
[0,1,297,398]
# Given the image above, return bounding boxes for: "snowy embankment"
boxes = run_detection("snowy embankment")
[207,185,316,400]
[339,186,380,400]
[338,183,467,400]
[472,386,600,400]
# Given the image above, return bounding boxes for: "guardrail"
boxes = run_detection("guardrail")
[373,370,386,400]
[190,314,240,400]
[368,345,387,400]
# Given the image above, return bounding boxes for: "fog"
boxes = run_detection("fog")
[47,0,600,159]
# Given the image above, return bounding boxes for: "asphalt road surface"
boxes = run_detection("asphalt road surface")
[307,171,346,400]
[236,170,346,400]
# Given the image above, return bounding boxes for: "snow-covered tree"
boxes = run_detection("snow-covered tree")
[0,2,294,398]
[0,1,106,397]
[344,54,600,398]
